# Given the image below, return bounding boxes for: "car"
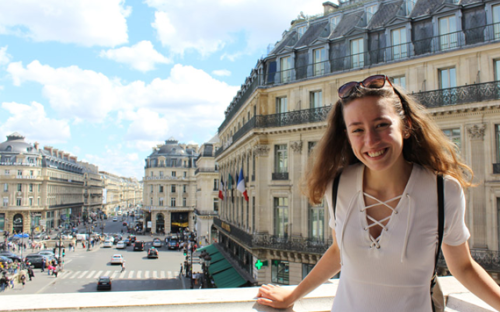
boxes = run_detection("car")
[152,238,162,248]
[123,238,131,246]
[38,250,58,258]
[122,221,127,226]
[168,239,179,250]
[110,254,124,264]
[116,241,126,249]
[0,256,13,265]
[133,241,145,251]
[97,276,112,290]
[0,251,22,262]
[147,248,159,259]
[103,240,113,248]
[112,217,118,222]
[128,235,136,243]
[24,254,50,268]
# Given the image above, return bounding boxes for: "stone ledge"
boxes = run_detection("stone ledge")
[0,277,494,312]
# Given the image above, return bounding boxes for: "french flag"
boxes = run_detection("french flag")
[218,177,225,200]
[237,168,249,201]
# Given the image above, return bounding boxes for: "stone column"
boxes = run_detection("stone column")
[165,211,172,234]
[290,140,303,238]
[253,144,270,234]
[467,124,487,248]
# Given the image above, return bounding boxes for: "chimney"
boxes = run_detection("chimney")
[323,1,338,14]
[44,146,53,154]
[34,142,39,150]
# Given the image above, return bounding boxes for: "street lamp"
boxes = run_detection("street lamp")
[199,250,211,288]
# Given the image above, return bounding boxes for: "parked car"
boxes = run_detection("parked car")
[167,239,179,250]
[133,241,145,251]
[103,240,113,248]
[110,254,124,264]
[97,276,112,291]
[112,217,118,222]
[116,241,126,249]
[128,235,136,243]
[25,254,50,268]
[147,248,159,259]
[0,256,13,265]
[152,238,162,248]
[123,238,131,246]
[0,252,22,262]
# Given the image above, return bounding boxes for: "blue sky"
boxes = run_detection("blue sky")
[0,0,323,179]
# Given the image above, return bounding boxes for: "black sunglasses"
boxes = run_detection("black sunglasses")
[338,75,394,99]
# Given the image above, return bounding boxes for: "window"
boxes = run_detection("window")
[214,179,219,191]
[439,67,457,89]
[171,185,176,193]
[3,183,7,192]
[183,198,187,207]
[302,263,315,279]
[495,59,500,81]
[37,197,40,206]
[443,129,461,153]
[2,198,7,207]
[297,26,307,39]
[150,171,153,177]
[391,28,407,60]
[308,141,317,154]
[276,97,287,114]
[280,56,293,83]
[172,171,176,177]
[29,184,33,192]
[4,170,9,175]
[439,15,457,51]
[351,38,364,68]
[38,185,40,192]
[494,4,500,39]
[310,91,323,108]
[313,48,326,76]
[274,145,288,173]
[16,198,21,206]
[495,125,500,162]
[150,198,153,205]
[274,197,289,238]
[159,198,164,206]
[159,171,163,177]
[17,184,22,192]
[17,170,22,176]
[391,76,407,90]
[159,185,164,193]
[405,0,416,16]
[171,198,176,207]
[29,198,33,206]
[272,260,289,285]
[330,16,341,33]
[366,5,377,23]
[183,171,187,178]
[183,185,186,193]
[150,185,153,193]
[30,170,34,176]
[213,198,219,212]
[309,203,325,241]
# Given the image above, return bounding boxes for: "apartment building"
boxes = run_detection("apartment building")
[214,0,500,285]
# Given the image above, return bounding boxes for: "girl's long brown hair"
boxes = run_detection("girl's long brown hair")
[304,85,473,205]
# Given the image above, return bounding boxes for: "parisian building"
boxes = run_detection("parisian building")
[0,132,84,234]
[194,136,221,245]
[142,138,198,234]
[213,0,500,286]
[80,162,104,220]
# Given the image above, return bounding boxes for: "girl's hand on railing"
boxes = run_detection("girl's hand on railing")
[256,284,295,309]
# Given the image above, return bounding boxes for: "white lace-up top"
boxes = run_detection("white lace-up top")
[326,164,470,312]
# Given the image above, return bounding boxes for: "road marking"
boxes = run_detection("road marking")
[160,271,165,279]
[69,271,81,279]
[145,271,150,279]
[128,270,134,279]
[174,271,179,278]
[119,270,127,279]
[78,271,88,279]
[137,270,142,279]
[86,271,96,279]
[167,271,173,279]
[60,271,72,279]
[111,271,119,279]
[104,270,111,277]
[153,271,158,279]
[94,270,103,279]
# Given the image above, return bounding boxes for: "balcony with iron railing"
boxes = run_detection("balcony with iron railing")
[272,172,289,180]
[215,80,500,159]
[218,23,500,134]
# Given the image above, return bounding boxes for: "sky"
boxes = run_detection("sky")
[0,0,324,180]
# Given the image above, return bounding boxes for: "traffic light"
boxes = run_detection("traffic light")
[183,248,187,256]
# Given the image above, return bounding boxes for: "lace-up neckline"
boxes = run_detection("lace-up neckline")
[361,193,403,249]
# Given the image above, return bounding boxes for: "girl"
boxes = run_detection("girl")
[256,75,500,311]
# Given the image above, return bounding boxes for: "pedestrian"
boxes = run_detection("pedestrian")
[120,261,125,273]
[48,265,52,276]
[256,74,500,311]
[9,276,14,289]
[53,266,58,278]
[82,241,85,249]
[27,267,34,281]
[20,273,26,288]
[41,258,45,272]
[0,275,7,292]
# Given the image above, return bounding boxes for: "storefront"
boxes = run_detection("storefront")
[171,212,189,234]
[0,213,5,232]
[156,213,165,233]
[12,213,23,233]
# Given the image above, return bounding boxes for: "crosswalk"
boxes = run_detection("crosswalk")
[60,270,180,280]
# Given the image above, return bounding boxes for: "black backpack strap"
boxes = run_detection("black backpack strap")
[435,174,445,273]
[331,170,342,216]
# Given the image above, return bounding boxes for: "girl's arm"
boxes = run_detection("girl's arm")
[256,229,341,309]
[442,241,500,310]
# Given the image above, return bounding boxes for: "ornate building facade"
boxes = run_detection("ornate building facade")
[213,0,500,285]
[142,138,198,234]
[80,162,103,220]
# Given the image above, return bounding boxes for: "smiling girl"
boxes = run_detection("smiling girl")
[256,75,500,311]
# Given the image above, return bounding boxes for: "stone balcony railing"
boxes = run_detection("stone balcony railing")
[1,277,496,311]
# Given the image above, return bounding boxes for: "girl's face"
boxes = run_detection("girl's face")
[343,96,406,173]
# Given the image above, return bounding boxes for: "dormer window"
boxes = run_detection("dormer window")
[6,146,12,151]
[405,0,416,16]
[366,5,377,23]
[297,26,307,39]
[330,16,341,33]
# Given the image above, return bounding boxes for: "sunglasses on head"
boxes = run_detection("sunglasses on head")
[338,75,394,99]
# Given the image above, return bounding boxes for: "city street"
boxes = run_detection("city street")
[1,218,189,295]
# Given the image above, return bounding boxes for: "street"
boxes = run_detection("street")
[1,218,189,295]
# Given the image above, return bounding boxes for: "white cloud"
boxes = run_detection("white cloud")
[7,61,238,144]
[212,69,231,77]
[0,0,130,47]
[83,148,143,180]
[99,40,171,72]
[0,101,70,144]
[146,0,323,56]
[0,46,11,65]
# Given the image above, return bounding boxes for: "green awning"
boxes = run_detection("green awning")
[209,252,225,263]
[196,244,218,255]
[208,258,232,275]
[211,267,247,288]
